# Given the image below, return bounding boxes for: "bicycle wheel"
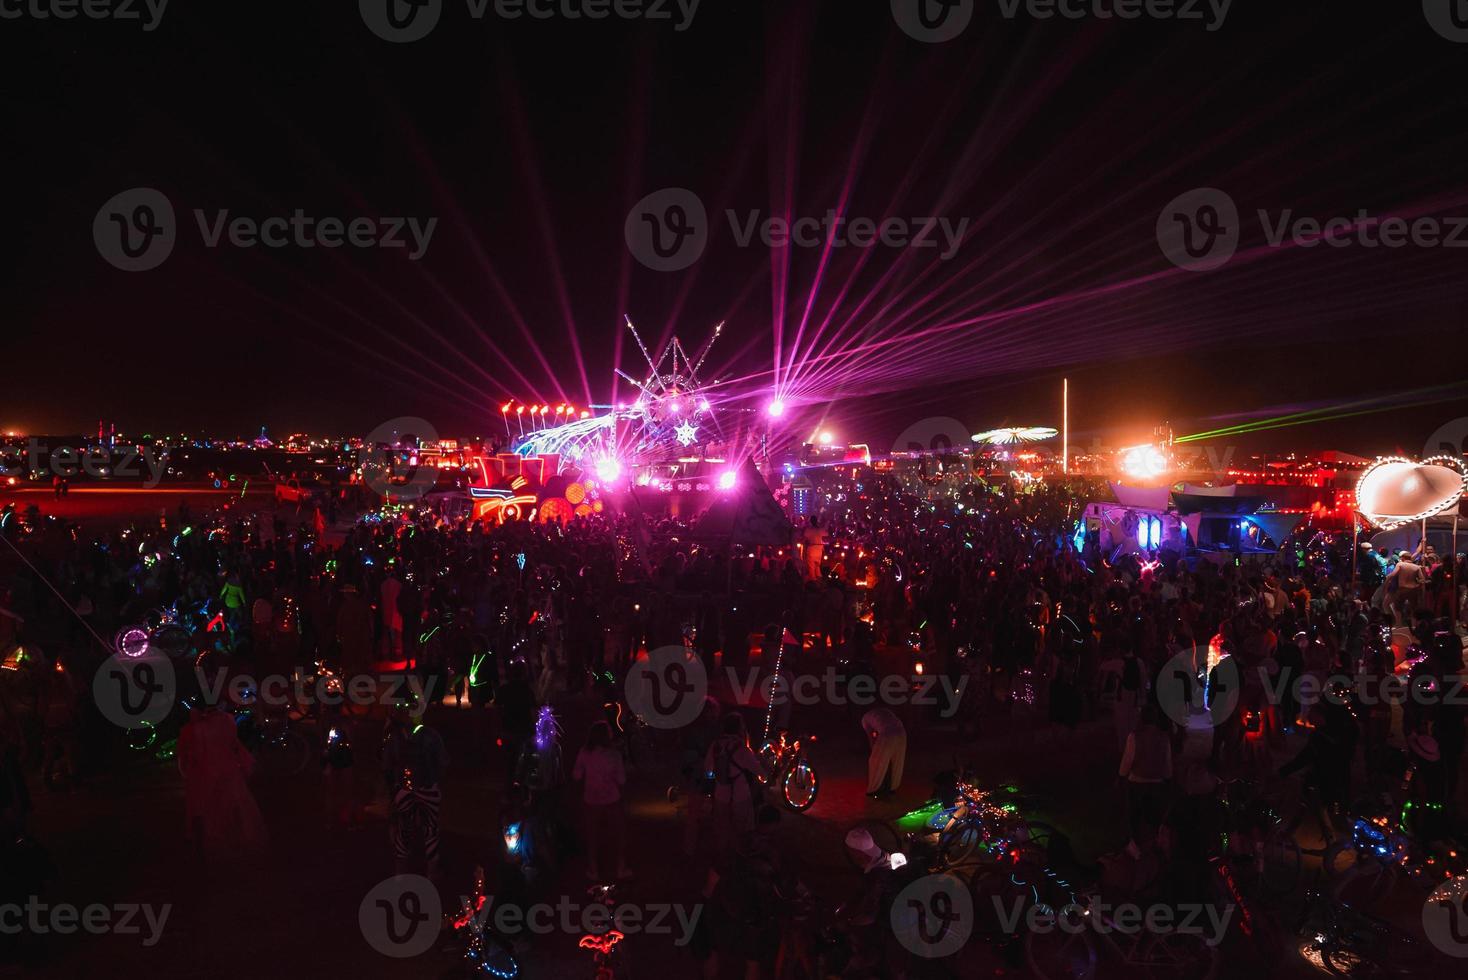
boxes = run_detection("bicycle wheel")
[782,756,819,811]
[469,933,520,978]
[125,721,158,752]
[1025,913,1098,980]
[1326,904,1434,977]
[1136,932,1220,980]
[843,819,902,871]
[938,819,983,869]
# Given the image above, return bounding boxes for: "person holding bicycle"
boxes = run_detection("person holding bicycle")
[696,805,788,980]
[705,712,764,857]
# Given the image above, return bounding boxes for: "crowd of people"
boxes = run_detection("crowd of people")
[1,463,1465,975]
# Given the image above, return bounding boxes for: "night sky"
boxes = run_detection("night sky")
[4,1,1467,455]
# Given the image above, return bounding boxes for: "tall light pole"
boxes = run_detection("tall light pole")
[1062,378,1069,476]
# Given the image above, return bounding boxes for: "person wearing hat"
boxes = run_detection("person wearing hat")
[1386,550,1427,622]
[844,826,888,872]
[1357,542,1386,600]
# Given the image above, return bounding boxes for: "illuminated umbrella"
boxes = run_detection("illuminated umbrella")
[1356,455,1466,530]
[971,426,1059,445]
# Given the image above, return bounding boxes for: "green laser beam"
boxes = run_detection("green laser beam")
[1177,383,1468,444]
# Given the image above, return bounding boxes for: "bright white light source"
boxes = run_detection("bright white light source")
[818,431,834,444]
[717,470,737,491]
[767,400,785,418]
[595,459,622,484]
[1122,445,1168,479]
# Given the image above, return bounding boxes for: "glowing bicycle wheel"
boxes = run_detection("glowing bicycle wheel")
[781,754,819,811]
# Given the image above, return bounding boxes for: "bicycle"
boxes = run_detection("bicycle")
[233,690,311,776]
[580,882,632,979]
[933,777,1056,874]
[1295,888,1433,978]
[1024,892,1220,980]
[772,884,853,980]
[1212,776,1306,899]
[757,730,820,812]
[449,865,521,978]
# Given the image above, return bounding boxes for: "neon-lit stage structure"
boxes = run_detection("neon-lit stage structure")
[512,317,740,475]
[450,317,769,523]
